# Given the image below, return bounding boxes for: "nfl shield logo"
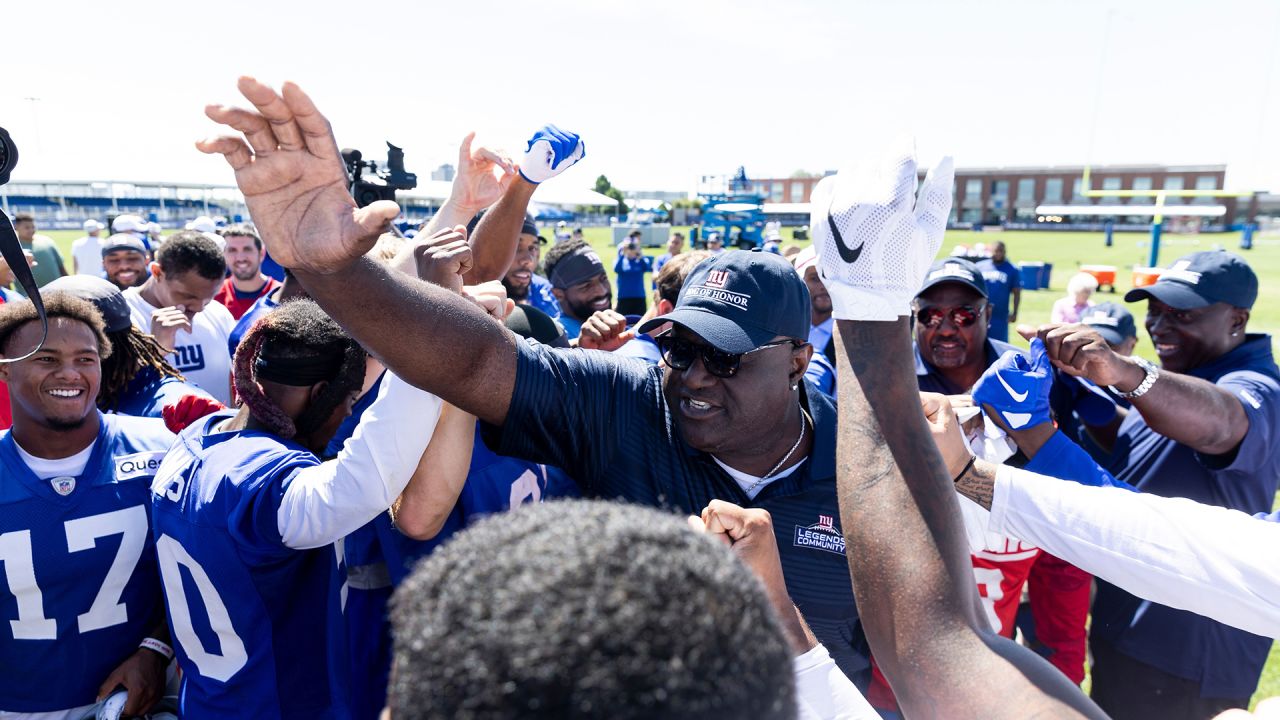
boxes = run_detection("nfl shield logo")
[50,476,76,496]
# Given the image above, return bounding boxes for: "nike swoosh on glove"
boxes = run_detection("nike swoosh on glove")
[809,136,953,321]
[518,125,586,184]
[972,338,1054,430]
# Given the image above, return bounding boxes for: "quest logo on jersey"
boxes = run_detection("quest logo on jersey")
[115,451,168,481]
[793,514,846,556]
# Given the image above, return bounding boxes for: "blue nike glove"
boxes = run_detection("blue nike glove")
[518,125,585,184]
[972,337,1054,430]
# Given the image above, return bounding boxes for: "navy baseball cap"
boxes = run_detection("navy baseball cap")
[1124,251,1257,310]
[465,212,540,241]
[916,258,989,299]
[100,233,148,257]
[1081,302,1137,347]
[44,275,132,333]
[637,249,809,354]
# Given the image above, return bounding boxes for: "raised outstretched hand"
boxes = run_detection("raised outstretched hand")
[449,132,516,215]
[810,137,953,321]
[197,77,399,275]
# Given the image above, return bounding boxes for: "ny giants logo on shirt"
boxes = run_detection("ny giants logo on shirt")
[172,345,206,373]
[794,513,845,555]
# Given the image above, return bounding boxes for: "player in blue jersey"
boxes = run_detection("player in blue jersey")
[149,297,454,719]
[0,293,176,718]
[44,275,213,418]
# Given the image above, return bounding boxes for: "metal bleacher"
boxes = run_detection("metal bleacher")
[1,179,244,229]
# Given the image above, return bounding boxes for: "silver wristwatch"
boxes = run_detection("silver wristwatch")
[1110,357,1159,400]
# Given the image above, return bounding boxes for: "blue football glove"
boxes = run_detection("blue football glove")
[518,125,585,184]
[972,338,1054,430]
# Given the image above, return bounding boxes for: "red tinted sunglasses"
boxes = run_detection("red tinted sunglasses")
[915,304,986,328]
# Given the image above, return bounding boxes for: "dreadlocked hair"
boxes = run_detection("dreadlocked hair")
[232,299,366,440]
[98,326,185,412]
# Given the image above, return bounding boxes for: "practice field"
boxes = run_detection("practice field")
[575,225,1280,361]
[38,223,1280,706]
[42,225,1280,354]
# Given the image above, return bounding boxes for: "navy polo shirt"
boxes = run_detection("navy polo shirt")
[1095,334,1280,698]
[483,340,871,685]
[914,338,1020,395]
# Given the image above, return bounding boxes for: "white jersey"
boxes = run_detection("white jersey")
[69,235,105,277]
[123,288,235,404]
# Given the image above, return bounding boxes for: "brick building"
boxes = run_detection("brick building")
[746,164,1260,227]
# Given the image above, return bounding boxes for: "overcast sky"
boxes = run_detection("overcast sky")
[4,0,1279,195]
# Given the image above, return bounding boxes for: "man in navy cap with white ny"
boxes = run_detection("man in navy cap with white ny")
[197,77,883,690]
[1026,250,1280,720]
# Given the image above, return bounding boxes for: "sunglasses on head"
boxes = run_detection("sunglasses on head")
[656,332,798,379]
[915,304,986,329]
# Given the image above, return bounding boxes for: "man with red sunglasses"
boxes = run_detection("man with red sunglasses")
[912,258,1002,396]
[859,256,1092,716]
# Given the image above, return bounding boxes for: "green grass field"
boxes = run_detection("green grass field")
[570,225,1280,361]
[40,223,1280,705]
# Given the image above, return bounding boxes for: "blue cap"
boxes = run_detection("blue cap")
[916,258,988,299]
[637,249,809,353]
[1081,302,1137,347]
[1124,251,1257,310]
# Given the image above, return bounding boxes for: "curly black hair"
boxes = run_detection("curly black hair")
[0,292,111,359]
[99,326,184,412]
[155,229,227,280]
[232,299,366,439]
[388,499,797,720]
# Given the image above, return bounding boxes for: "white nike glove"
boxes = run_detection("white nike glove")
[809,139,954,321]
[518,125,586,184]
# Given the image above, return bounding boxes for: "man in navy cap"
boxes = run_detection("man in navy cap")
[291,240,871,683]
[100,234,150,290]
[215,111,878,691]
[1026,250,1280,719]
[912,257,1005,395]
[900,256,1097,707]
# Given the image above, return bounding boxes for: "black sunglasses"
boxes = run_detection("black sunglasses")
[915,304,986,329]
[656,332,798,379]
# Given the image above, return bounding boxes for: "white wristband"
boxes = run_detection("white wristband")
[139,637,174,661]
